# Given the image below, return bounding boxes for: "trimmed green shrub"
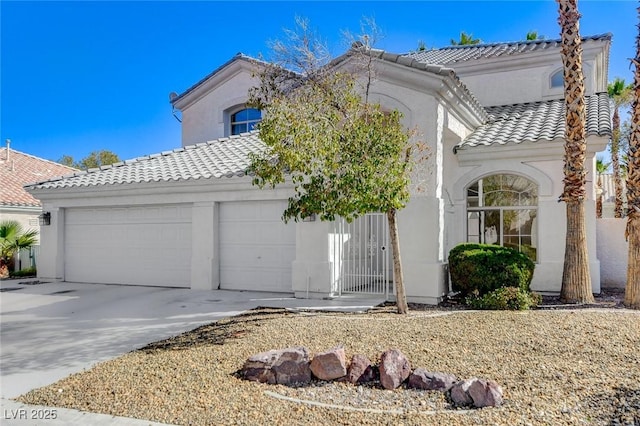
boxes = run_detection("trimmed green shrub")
[466,287,542,310]
[448,243,535,296]
[9,266,36,278]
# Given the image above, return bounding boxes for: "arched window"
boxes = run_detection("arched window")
[467,174,538,260]
[550,69,564,88]
[230,108,261,135]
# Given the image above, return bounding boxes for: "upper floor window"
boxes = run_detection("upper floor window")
[550,69,564,88]
[467,174,538,261]
[230,108,261,135]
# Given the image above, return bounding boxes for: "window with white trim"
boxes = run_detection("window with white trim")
[550,69,563,88]
[466,174,538,261]
[230,108,261,135]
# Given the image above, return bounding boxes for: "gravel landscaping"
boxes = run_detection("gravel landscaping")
[17,301,640,426]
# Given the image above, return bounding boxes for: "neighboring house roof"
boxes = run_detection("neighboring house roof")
[24,133,264,190]
[456,92,611,151]
[0,148,78,207]
[405,34,612,65]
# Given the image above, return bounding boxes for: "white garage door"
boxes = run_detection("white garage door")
[219,200,295,292]
[65,205,192,287]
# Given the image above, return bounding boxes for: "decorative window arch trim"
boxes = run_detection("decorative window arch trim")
[452,163,553,202]
[217,96,250,123]
[219,99,261,137]
[549,68,564,89]
[367,92,413,126]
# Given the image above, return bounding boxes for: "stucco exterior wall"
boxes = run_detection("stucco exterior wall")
[180,71,257,146]
[597,218,627,288]
[459,62,595,107]
[445,143,602,295]
[0,208,41,242]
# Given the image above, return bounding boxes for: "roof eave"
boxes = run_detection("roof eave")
[171,54,265,111]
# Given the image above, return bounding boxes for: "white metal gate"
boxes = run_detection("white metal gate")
[330,213,393,297]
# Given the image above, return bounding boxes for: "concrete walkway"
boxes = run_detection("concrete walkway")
[1,279,384,425]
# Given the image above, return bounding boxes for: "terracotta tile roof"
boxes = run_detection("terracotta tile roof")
[405,34,612,65]
[456,93,611,151]
[0,148,78,207]
[24,133,265,190]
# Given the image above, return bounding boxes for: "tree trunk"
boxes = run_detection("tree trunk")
[625,214,640,308]
[561,200,594,303]
[596,174,603,219]
[611,108,624,218]
[387,209,408,314]
[625,9,640,310]
[557,0,593,304]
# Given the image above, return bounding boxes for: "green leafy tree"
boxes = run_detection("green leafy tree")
[57,150,121,170]
[248,17,423,314]
[526,31,544,40]
[450,31,481,46]
[0,220,38,278]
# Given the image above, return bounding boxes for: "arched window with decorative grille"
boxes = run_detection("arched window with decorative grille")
[466,174,538,261]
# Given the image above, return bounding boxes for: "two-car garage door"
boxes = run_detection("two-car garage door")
[65,205,192,287]
[64,201,295,292]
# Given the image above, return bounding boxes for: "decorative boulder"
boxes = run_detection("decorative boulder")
[450,379,475,406]
[467,378,503,408]
[310,346,347,381]
[408,368,458,392]
[379,348,411,390]
[346,354,378,384]
[450,378,503,408]
[242,347,312,386]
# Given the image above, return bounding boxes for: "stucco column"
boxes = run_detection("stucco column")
[37,206,65,281]
[190,201,219,290]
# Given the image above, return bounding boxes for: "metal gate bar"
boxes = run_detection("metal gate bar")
[330,213,393,298]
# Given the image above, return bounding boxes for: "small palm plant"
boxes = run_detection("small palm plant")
[0,220,38,278]
[596,157,611,218]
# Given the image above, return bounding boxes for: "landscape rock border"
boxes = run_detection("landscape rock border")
[241,346,503,409]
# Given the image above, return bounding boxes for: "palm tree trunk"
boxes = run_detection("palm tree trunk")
[596,174,603,218]
[557,0,594,304]
[387,209,408,314]
[562,201,594,302]
[625,7,640,309]
[612,108,625,218]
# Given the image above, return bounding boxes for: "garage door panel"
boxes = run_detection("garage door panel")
[219,201,295,292]
[65,205,192,287]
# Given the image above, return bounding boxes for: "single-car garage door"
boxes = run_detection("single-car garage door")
[65,205,192,287]
[219,200,295,292]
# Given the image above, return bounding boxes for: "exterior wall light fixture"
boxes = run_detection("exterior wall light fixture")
[39,212,51,226]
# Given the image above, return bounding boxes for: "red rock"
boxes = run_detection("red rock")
[379,348,411,390]
[450,378,503,408]
[408,368,457,391]
[468,378,503,407]
[310,346,347,381]
[346,354,377,384]
[242,347,311,385]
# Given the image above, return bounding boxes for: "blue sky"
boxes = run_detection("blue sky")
[1,1,637,163]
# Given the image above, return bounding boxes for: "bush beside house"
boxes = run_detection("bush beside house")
[449,243,539,310]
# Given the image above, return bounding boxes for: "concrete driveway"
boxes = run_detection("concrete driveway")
[1,279,382,424]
